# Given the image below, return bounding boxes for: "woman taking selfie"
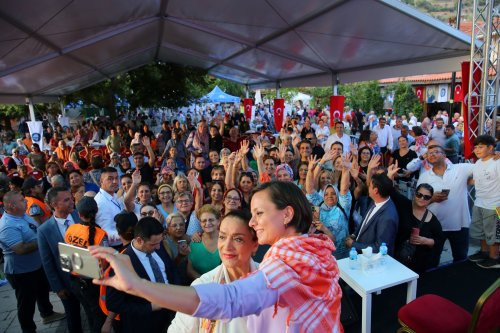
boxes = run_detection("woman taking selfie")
[91,181,342,332]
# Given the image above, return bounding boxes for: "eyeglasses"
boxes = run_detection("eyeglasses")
[140,210,155,217]
[427,151,443,156]
[200,218,216,224]
[415,192,432,200]
[159,191,172,196]
[177,199,191,204]
[225,196,240,202]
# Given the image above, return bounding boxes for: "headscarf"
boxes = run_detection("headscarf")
[320,184,340,212]
[275,163,293,179]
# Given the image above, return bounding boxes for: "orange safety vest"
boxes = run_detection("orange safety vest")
[98,248,127,320]
[64,224,107,249]
[25,196,52,222]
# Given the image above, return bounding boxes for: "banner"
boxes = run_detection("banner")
[329,96,344,127]
[27,121,43,151]
[453,82,463,102]
[426,85,437,103]
[243,98,252,121]
[415,86,424,103]
[273,98,285,132]
[461,61,481,159]
[437,84,448,103]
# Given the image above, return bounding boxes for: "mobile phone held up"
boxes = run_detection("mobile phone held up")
[58,243,106,280]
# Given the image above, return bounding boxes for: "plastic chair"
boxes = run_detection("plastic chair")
[397,278,500,333]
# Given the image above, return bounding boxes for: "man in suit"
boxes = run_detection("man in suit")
[346,173,399,255]
[106,217,178,333]
[37,187,84,333]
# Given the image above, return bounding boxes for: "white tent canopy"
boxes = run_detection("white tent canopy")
[0,0,470,104]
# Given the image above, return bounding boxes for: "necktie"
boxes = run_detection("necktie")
[356,205,375,240]
[64,220,70,231]
[146,253,165,283]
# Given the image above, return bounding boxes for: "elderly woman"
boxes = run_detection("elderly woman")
[168,209,259,333]
[187,205,221,280]
[163,213,191,262]
[306,156,352,259]
[91,181,343,332]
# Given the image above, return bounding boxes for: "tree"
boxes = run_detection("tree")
[387,82,423,119]
[339,81,384,114]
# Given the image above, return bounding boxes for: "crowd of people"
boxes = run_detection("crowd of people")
[0,102,498,332]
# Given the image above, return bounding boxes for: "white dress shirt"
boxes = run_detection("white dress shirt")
[94,189,123,246]
[417,163,473,231]
[131,241,168,283]
[324,133,352,154]
[373,125,393,150]
[54,214,75,239]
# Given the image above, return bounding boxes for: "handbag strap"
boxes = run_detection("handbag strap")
[416,209,429,228]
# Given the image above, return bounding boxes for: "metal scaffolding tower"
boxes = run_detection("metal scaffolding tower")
[468,0,499,140]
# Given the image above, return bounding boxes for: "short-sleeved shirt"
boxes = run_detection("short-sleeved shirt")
[444,134,460,157]
[473,158,500,209]
[0,213,41,274]
[188,241,220,275]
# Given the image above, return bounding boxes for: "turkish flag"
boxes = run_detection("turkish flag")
[273,99,285,132]
[415,86,424,103]
[243,98,252,121]
[461,61,482,159]
[453,83,463,102]
[329,96,344,127]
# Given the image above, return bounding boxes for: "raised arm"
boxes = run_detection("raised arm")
[239,140,250,171]
[305,154,319,194]
[253,143,266,178]
[339,156,351,195]
[142,136,156,167]
[123,170,141,212]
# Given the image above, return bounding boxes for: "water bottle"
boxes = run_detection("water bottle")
[379,242,388,266]
[349,248,358,270]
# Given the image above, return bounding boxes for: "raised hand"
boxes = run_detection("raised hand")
[239,140,250,156]
[132,169,141,185]
[387,160,400,180]
[141,136,150,147]
[253,143,265,160]
[307,154,319,171]
[367,154,382,172]
[278,144,287,162]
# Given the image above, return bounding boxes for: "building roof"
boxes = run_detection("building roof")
[0,0,471,103]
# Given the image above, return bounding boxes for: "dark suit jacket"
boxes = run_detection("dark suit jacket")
[37,211,81,292]
[106,242,178,333]
[353,198,399,255]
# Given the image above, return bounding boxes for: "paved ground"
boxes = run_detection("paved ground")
[0,239,480,333]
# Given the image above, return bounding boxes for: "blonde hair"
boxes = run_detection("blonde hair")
[173,173,192,194]
[196,204,221,221]
[165,212,185,228]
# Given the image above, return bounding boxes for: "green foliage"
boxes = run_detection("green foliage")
[339,81,384,114]
[387,82,423,119]
[0,103,61,119]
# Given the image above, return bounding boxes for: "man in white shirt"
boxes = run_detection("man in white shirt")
[417,145,473,263]
[324,121,351,154]
[428,117,446,147]
[94,167,123,247]
[372,117,393,154]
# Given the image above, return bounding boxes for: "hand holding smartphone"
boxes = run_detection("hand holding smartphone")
[58,243,106,280]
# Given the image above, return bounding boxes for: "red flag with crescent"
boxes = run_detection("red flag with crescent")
[273,98,285,132]
[415,86,424,103]
[453,83,463,102]
[329,96,344,127]
[461,61,482,159]
[243,98,252,121]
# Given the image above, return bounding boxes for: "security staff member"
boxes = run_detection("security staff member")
[22,177,52,224]
[64,196,108,333]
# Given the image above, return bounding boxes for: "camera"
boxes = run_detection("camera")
[58,243,105,279]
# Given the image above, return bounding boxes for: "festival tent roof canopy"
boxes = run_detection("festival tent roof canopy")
[0,0,471,104]
[200,86,241,103]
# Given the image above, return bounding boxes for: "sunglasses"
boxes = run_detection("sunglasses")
[415,192,432,200]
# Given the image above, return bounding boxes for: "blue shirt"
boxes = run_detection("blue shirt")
[0,213,41,274]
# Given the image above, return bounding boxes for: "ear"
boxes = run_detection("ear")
[282,206,295,226]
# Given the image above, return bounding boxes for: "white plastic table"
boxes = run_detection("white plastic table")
[337,255,419,333]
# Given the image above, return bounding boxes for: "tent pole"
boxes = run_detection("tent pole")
[245,85,249,98]
[26,97,36,122]
[59,98,66,116]
[332,72,339,96]
[276,81,281,99]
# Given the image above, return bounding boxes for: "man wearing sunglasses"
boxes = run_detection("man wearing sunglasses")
[417,145,474,263]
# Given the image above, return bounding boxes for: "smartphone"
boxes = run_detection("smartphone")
[411,228,420,237]
[58,243,105,280]
[441,189,450,195]
[177,240,187,245]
